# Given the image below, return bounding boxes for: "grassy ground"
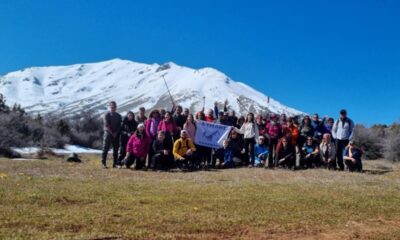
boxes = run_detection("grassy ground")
[0,155,400,240]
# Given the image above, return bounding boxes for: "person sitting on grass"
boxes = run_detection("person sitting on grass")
[301,136,320,168]
[343,141,363,172]
[173,130,197,171]
[319,133,336,170]
[122,123,151,170]
[275,137,296,169]
[150,131,173,171]
[213,140,235,168]
[254,136,269,168]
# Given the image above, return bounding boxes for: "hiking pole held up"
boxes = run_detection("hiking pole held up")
[162,75,175,107]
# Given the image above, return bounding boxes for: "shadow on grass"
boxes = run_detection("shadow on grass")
[363,169,393,175]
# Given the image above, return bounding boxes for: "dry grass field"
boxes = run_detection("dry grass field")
[1,155,400,239]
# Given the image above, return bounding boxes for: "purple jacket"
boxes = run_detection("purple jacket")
[146,117,161,139]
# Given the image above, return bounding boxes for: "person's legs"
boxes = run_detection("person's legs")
[248,139,255,166]
[243,139,251,165]
[118,137,128,164]
[345,159,355,172]
[112,135,120,167]
[124,154,135,168]
[151,153,162,170]
[268,139,276,168]
[101,133,112,167]
[336,140,349,170]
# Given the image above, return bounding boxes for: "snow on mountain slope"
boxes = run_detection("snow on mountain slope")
[0,59,304,117]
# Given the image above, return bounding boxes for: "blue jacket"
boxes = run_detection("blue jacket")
[255,143,269,164]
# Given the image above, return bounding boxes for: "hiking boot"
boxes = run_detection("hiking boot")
[101,163,108,169]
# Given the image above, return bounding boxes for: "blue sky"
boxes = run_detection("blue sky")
[0,0,399,125]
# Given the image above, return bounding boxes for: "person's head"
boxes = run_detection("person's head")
[108,101,117,113]
[348,140,355,148]
[303,115,311,124]
[327,117,334,126]
[230,110,236,117]
[281,137,289,147]
[322,133,331,143]
[186,113,194,123]
[245,112,254,123]
[218,111,224,118]
[137,123,145,134]
[238,116,245,124]
[287,117,294,127]
[180,129,188,139]
[160,108,166,117]
[175,105,183,115]
[281,114,287,121]
[258,136,265,145]
[183,108,190,116]
[223,111,229,119]
[127,111,134,121]
[230,130,238,139]
[149,109,160,119]
[157,131,165,141]
[340,109,347,120]
[223,139,229,149]
[270,113,277,122]
[312,113,319,122]
[255,114,263,123]
[164,111,172,121]
[207,109,213,117]
[139,107,145,116]
[306,136,314,145]
[196,111,205,120]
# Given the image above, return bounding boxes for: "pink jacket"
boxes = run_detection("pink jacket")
[126,134,151,158]
[183,122,196,143]
[158,120,178,135]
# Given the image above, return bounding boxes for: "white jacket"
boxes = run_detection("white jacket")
[235,122,259,140]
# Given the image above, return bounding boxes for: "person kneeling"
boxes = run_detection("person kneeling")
[151,131,173,171]
[213,140,235,168]
[122,123,151,170]
[343,141,363,172]
[173,130,197,171]
[275,137,296,169]
[254,136,269,168]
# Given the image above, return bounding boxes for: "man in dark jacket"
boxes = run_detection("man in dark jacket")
[101,101,122,169]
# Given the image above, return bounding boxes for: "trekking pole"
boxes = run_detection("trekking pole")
[162,75,175,106]
[202,96,206,110]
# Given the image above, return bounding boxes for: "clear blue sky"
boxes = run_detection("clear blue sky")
[1,0,399,125]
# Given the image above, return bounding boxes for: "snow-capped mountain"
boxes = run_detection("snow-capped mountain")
[0,59,303,117]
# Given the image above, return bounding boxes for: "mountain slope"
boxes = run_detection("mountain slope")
[0,59,303,116]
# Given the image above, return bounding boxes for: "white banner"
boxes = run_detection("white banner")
[195,120,231,148]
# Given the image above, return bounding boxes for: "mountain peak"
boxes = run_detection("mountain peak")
[0,59,304,117]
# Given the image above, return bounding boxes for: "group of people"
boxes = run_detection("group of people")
[101,100,363,172]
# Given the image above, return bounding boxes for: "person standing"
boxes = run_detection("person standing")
[332,109,355,171]
[101,101,122,168]
[234,112,259,167]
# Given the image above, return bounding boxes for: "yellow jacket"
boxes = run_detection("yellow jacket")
[173,138,196,160]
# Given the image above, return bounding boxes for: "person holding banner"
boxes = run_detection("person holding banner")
[233,112,259,167]
[173,130,197,171]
